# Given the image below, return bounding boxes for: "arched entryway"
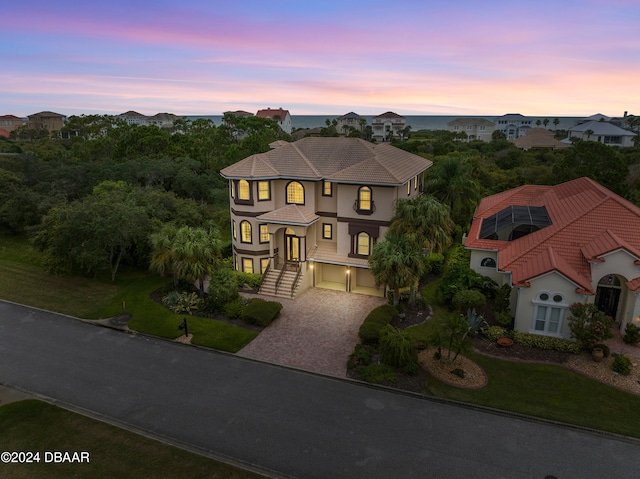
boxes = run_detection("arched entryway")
[595,274,624,320]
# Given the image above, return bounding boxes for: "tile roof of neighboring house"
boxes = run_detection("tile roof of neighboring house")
[512,128,570,149]
[447,118,495,127]
[374,111,404,119]
[256,108,290,120]
[568,120,634,136]
[338,112,362,119]
[118,111,147,118]
[220,137,432,185]
[466,177,640,294]
[291,127,323,141]
[149,112,178,121]
[495,113,528,120]
[28,111,65,118]
[0,128,10,138]
[256,204,319,226]
[0,115,23,120]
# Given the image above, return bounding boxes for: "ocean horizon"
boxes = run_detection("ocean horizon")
[186,114,586,131]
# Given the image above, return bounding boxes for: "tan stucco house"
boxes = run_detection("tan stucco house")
[465,177,640,339]
[220,137,432,298]
[447,118,495,142]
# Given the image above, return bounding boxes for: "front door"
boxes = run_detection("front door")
[285,234,300,262]
[595,274,622,319]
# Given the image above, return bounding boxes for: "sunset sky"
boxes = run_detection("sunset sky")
[2,0,639,117]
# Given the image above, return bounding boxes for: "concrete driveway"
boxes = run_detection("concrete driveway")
[237,288,386,376]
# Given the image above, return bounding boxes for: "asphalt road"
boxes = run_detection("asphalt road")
[0,300,639,479]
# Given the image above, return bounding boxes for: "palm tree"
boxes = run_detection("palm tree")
[424,157,481,227]
[543,118,550,128]
[553,118,560,130]
[369,230,424,306]
[585,129,594,140]
[149,223,179,286]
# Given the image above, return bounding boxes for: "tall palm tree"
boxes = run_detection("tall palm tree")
[424,157,481,227]
[369,231,424,306]
[149,223,179,285]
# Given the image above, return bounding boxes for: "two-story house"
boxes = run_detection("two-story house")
[0,114,26,134]
[447,118,495,142]
[494,113,533,139]
[336,112,365,136]
[27,111,66,133]
[220,137,432,298]
[566,120,635,147]
[371,111,405,142]
[256,108,292,134]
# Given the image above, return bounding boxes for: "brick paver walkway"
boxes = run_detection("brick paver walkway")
[237,288,386,377]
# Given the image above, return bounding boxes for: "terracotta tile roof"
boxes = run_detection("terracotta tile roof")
[374,111,404,119]
[466,177,640,293]
[512,128,570,150]
[220,137,432,185]
[256,108,290,119]
[0,129,10,138]
[256,204,319,226]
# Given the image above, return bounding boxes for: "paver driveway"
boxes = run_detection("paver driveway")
[237,288,386,376]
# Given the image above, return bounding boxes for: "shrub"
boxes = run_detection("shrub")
[162,291,201,315]
[568,303,614,349]
[484,325,507,342]
[494,311,513,328]
[356,364,397,384]
[424,252,445,275]
[206,268,239,311]
[223,296,245,319]
[379,325,418,370]
[233,271,262,290]
[241,298,282,327]
[623,322,640,345]
[510,331,581,353]
[452,289,486,312]
[358,304,398,345]
[612,354,632,375]
[494,284,512,314]
[347,344,375,369]
[591,343,610,358]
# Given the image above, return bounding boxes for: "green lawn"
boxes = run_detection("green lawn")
[0,234,257,352]
[0,400,265,479]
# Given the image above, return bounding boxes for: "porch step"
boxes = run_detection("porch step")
[259,268,303,299]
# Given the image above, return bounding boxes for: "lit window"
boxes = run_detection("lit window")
[242,258,253,274]
[230,180,234,198]
[323,223,332,239]
[414,176,417,190]
[232,220,237,239]
[238,180,250,200]
[358,186,371,211]
[258,181,270,200]
[286,181,305,204]
[260,224,269,243]
[532,292,567,335]
[407,181,411,196]
[357,232,370,256]
[323,181,332,196]
[260,258,269,273]
[240,220,252,243]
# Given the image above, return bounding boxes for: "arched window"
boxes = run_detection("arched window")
[286,181,305,204]
[357,186,372,211]
[357,232,370,256]
[532,291,567,336]
[240,220,252,243]
[237,180,250,200]
[481,257,496,268]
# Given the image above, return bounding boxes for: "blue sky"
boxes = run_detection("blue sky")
[1,0,639,117]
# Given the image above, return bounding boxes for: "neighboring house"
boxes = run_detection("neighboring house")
[566,120,635,147]
[27,111,66,132]
[220,137,432,298]
[256,108,292,134]
[0,114,25,133]
[336,112,365,136]
[512,128,570,150]
[465,177,640,340]
[447,118,495,142]
[494,113,534,139]
[116,111,177,128]
[372,111,405,142]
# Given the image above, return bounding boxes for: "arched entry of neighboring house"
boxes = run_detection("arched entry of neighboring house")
[595,274,622,319]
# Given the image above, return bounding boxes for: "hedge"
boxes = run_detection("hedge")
[358,304,398,345]
[483,327,580,353]
[241,298,282,327]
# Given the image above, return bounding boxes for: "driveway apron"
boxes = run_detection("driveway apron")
[237,288,385,376]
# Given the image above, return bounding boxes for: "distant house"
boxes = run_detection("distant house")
[512,128,570,150]
[0,129,10,138]
[0,114,25,133]
[372,111,405,142]
[116,111,177,128]
[220,137,431,298]
[256,108,292,134]
[27,111,66,133]
[447,118,495,142]
[494,113,534,139]
[336,112,365,136]
[566,120,635,147]
[465,177,640,340]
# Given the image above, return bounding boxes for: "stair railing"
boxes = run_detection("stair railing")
[291,261,303,298]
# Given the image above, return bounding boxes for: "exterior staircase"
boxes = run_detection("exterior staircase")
[259,265,303,299]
